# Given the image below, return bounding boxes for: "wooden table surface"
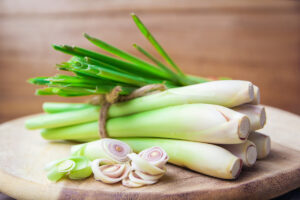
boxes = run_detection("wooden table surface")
[0,0,300,124]
[0,106,299,200]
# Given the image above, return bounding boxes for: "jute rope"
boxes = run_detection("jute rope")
[88,84,167,139]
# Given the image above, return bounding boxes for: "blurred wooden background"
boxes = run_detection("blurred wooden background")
[0,0,300,123]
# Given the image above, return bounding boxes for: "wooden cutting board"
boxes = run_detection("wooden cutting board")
[0,106,299,200]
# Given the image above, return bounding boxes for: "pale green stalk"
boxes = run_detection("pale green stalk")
[43,102,96,113]
[25,106,100,129]
[41,104,250,144]
[118,138,242,179]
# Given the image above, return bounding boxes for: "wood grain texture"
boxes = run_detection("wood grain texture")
[0,106,299,200]
[0,0,300,123]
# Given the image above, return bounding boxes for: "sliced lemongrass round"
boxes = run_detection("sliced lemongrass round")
[134,170,164,181]
[57,160,76,172]
[122,177,144,188]
[101,138,132,163]
[248,132,271,159]
[128,153,165,175]
[128,171,158,185]
[92,159,130,184]
[139,146,169,168]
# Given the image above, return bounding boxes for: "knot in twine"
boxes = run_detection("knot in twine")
[88,84,167,139]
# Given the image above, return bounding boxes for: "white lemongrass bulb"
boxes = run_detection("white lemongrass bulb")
[234,105,266,131]
[91,159,130,184]
[138,146,169,169]
[248,132,271,159]
[109,80,255,117]
[220,140,257,167]
[127,153,165,175]
[72,138,132,162]
[251,85,260,105]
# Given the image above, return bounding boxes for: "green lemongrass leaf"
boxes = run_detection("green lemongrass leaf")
[68,58,176,87]
[28,77,51,85]
[131,13,184,75]
[133,44,181,83]
[83,33,172,80]
[52,44,170,80]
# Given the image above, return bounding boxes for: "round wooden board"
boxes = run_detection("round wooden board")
[0,106,300,200]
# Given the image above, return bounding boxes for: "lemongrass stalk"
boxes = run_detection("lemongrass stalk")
[220,140,257,167]
[109,80,254,117]
[119,138,242,179]
[251,85,260,105]
[43,102,96,113]
[233,105,266,131]
[25,107,100,130]
[248,132,271,159]
[41,104,250,144]
[71,139,132,162]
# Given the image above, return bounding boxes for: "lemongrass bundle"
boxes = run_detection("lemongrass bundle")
[119,138,242,179]
[248,132,271,159]
[26,80,255,130]
[40,104,250,144]
[233,105,266,131]
[220,140,257,167]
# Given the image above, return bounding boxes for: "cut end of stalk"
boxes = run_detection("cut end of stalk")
[260,107,267,128]
[246,145,257,167]
[263,136,271,159]
[238,116,250,140]
[231,158,243,179]
[252,86,260,105]
[248,83,255,102]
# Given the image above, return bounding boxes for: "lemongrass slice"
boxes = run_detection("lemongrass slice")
[122,177,144,188]
[220,140,257,167]
[139,146,169,168]
[45,156,92,182]
[71,138,132,162]
[120,138,242,179]
[234,105,266,131]
[92,158,130,184]
[127,153,165,175]
[134,170,164,181]
[248,132,271,159]
[128,171,158,185]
